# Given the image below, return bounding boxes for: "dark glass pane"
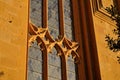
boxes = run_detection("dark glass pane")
[30,0,42,27]
[48,48,61,80]
[64,0,74,40]
[48,0,59,39]
[67,55,76,80]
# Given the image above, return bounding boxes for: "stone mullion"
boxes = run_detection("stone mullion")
[42,0,48,80]
[58,0,65,37]
[61,56,67,80]
[43,0,48,28]
[58,0,68,80]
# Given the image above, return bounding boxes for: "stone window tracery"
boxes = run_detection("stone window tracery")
[28,0,80,80]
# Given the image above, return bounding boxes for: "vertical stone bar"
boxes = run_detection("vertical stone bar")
[58,0,67,80]
[0,0,28,80]
[42,0,48,80]
[42,50,48,80]
[58,0,65,37]
[43,0,48,28]
[61,56,67,80]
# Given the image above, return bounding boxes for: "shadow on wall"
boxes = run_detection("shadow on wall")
[0,71,4,77]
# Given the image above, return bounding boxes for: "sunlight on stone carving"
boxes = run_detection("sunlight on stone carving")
[28,23,80,63]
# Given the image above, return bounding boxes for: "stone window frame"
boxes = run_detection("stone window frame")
[28,0,80,80]
[27,0,101,80]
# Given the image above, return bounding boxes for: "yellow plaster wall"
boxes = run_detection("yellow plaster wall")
[92,1,120,80]
[93,16,120,80]
[102,0,113,8]
[0,0,28,80]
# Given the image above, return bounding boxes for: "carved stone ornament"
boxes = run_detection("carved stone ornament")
[28,23,80,63]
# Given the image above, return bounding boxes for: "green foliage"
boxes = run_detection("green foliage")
[105,5,120,63]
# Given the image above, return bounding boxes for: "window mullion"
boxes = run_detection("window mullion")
[58,0,65,37]
[58,0,68,79]
[61,56,67,80]
[42,0,48,80]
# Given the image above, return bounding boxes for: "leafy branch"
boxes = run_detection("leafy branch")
[105,5,120,63]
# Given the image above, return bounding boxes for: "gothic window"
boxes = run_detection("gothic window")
[28,0,80,80]
[28,0,43,80]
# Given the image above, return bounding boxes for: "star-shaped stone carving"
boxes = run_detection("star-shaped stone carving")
[28,23,80,63]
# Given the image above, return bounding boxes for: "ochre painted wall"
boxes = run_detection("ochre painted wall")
[0,0,28,80]
[93,15,120,80]
[91,0,120,80]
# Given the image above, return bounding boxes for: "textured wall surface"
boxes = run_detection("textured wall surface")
[102,0,113,7]
[93,16,120,80]
[0,0,28,80]
[91,0,120,79]
[92,0,120,79]
[28,0,76,80]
